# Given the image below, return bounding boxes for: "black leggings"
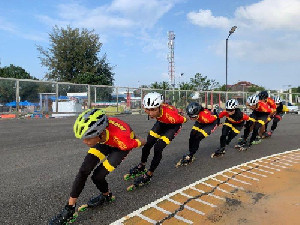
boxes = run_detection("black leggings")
[271,115,282,131]
[70,144,129,198]
[141,121,181,172]
[244,114,268,143]
[220,123,243,148]
[189,121,217,156]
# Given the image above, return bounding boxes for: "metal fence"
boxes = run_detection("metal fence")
[0,77,299,117]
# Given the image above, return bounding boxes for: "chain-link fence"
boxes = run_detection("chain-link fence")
[1,77,299,118]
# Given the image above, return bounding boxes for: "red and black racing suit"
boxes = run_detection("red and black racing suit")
[265,97,277,130]
[189,109,218,156]
[141,104,186,172]
[270,102,284,132]
[70,117,141,197]
[243,101,271,144]
[218,108,249,148]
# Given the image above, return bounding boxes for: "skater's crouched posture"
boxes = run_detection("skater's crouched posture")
[211,99,249,157]
[49,109,145,225]
[126,92,186,190]
[176,102,219,167]
[240,91,272,147]
[264,96,286,136]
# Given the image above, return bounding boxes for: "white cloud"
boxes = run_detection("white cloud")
[187,9,230,28]
[108,0,174,29]
[37,0,175,31]
[188,0,300,31]
[235,0,300,31]
[0,16,46,41]
[189,0,300,63]
[0,17,16,32]
[35,0,178,57]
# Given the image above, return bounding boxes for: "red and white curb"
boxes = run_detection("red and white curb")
[111,148,300,225]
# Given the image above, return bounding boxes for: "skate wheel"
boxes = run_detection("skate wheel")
[123,174,131,180]
[78,204,88,212]
[175,160,182,168]
[110,196,116,202]
[211,153,215,158]
[127,185,135,191]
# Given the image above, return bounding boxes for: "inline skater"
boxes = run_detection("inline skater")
[238,91,272,149]
[261,91,277,138]
[49,109,145,224]
[265,96,286,136]
[211,99,249,157]
[176,102,219,167]
[236,94,259,146]
[125,92,186,190]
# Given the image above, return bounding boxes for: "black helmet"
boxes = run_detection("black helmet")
[258,91,268,100]
[186,102,203,117]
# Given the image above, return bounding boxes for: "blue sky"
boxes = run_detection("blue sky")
[0,0,300,90]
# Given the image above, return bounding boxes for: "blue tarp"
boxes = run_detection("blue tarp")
[49,96,69,101]
[5,101,38,107]
[5,101,16,107]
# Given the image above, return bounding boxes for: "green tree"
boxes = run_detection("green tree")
[150,81,170,90]
[0,64,37,79]
[37,25,114,85]
[0,64,39,102]
[247,85,265,92]
[179,82,195,90]
[189,73,219,91]
[214,84,227,91]
[291,86,300,93]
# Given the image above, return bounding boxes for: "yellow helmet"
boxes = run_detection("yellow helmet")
[73,109,108,139]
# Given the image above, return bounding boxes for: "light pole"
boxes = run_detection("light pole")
[225,26,237,93]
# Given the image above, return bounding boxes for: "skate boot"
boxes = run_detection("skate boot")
[238,135,244,141]
[251,136,262,145]
[235,139,247,149]
[238,141,251,151]
[127,173,152,191]
[176,154,195,167]
[87,192,115,208]
[49,204,76,225]
[262,132,271,139]
[211,147,225,158]
[124,163,147,180]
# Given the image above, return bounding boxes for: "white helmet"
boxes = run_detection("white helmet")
[247,95,259,106]
[273,96,281,104]
[226,99,238,109]
[143,92,164,109]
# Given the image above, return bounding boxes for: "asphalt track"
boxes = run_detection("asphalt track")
[0,114,299,225]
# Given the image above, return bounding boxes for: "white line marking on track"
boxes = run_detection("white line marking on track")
[235,168,267,177]
[201,182,230,194]
[179,192,217,208]
[189,186,226,201]
[260,160,287,168]
[251,162,280,171]
[211,177,244,190]
[167,198,182,205]
[229,170,260,181]
[220,174,252,185]
[174,215,193,224]
[153,205,170,215]
[184,205,206,216]
[110,148,300,225]
[137,214,157,224]
[266,158,291,166]
[245,165,274,174]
